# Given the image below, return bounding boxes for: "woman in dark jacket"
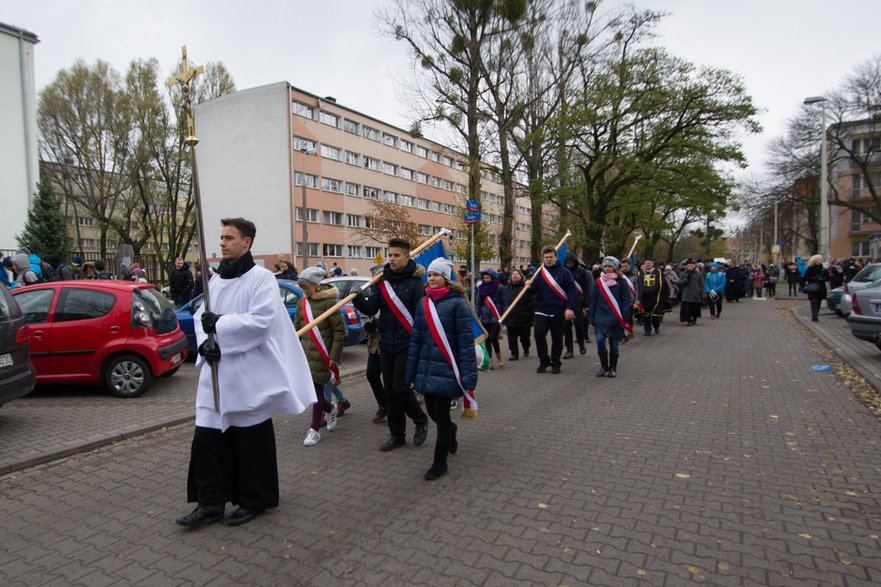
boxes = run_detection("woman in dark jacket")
[804,254,827,322]
[476,268,507,368]
[588,256,633,378]
[406,258,478,481]
[504,268,532,360]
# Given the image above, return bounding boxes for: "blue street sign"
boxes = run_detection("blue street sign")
[466,199,480,212]
[464,211,481,224]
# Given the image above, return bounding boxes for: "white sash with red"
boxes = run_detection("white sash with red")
[598,277,633,334]
[484,295,501,320]
[380,281,413,334]
[623,275,636,297]
[302,298,340,385]
[424,298,478,410]
[540,266,567,301]
[574,281,584,297]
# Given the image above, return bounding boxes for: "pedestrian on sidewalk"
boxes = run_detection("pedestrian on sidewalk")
[177,217,315,529]
[564,251,593,356]
[531,245,578,374]
[678,259,705,326]
[635,258,668,335]
[704,262,726,319]
[351,237,430,451]
[785,262,800,296]
[589,256,632,378]
[504,268,532,361]
[804,255,828,322]
[294,267,347,446]
[752,266,764,298]
[405,258,477,480]
[476,268,507,369]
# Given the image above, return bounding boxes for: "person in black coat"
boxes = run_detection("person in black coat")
[531,245,578,374]
[504,269,533,360]
[170,256,195,307]
[588,256,633,378]
[564,251,593,357]
[804,254,827,321]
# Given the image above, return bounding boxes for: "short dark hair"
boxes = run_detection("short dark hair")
[541,245,556,255]
[94,260,106,271]
[221,217,257,244]
[388,237,411,252]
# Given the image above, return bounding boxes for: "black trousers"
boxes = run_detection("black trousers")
[483,322,501,358]
[187,419,279,511]
[564,309,587,349]
[643,315,661,333]
[506,325,531,356]
[809,294,822,320]
[380,347,428,440]
[534,313,565,365]
[366,351,385,408]
[708,297,722,317]
[424,394,453,465]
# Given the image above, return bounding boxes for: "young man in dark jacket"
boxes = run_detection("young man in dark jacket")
[352,237,430,451]
[531,245,578,374]
[170,256,195,307]
[563,251,593,358]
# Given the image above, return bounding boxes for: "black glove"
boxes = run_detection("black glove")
[198,340,221,363]
[364,319,377,333]
[201,311,222,334]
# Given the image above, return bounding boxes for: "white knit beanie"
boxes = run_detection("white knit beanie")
[426,257,453,279]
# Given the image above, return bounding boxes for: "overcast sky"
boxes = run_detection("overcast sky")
[3,0,879,179]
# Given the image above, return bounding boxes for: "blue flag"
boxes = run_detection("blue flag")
[557,242,568,266]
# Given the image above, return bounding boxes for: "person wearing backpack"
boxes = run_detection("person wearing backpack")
[12,253,40,286]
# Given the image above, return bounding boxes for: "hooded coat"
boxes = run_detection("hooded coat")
[12,253,39,286]
[565,252,594,311]
[170,262,195,305]
[293,284,346,385]
[352,259,426,353]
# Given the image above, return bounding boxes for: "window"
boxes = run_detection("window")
[347,214,363,227]
[319,111,339,127]
[292,101,314,119]
[455,184,465,194]
[853,241,871,257]
[347,245,362,258]
[382,133,397,147]
[363,156,380,171]
[56,288,116,322]
[417,146,428,158]
[430,151,440,162]
[365,246,382,259]
[442,155,453,167]
[400,167,414,180]
[345,182,360,197]
[82,238,96,248]
[417,198,430,210]
[78,217,94,227]
[320,144,341,161]
[15,288,55,323]
[295,208,319,222]
[431,201,441,212]
[442,203,454,215]
[416,172,429,184]
[323,244,343,257]
[294,136,316,152]
[294,172,317,188]
[343,119,359,134]
[362,125,379,141]
[321,178,342,193]
[323,211,343,225]
[399,194,415,207]
[383,191,397,203]
[400,139,413,153]
[420,224,432,236]
[344,151,360,166]
[431,177,441,187]
[383,162,397,175]
[363,186,379,199]
[296,242,320,257]
[443,180,453,191]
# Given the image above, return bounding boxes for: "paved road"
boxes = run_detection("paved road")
[2,299,881,585]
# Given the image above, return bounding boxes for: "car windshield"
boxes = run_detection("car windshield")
[136,288,178,334]
[854,265,881,282]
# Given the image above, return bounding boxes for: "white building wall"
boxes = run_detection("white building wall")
[193,82,292,262]
[0,23,39,251]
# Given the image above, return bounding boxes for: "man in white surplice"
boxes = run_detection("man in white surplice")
[176,217,315,529]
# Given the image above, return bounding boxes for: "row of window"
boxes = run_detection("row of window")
[295,242,386,260]
[293,173,461,214]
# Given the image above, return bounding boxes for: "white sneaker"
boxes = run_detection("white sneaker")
[326,405,338,431]
[303,428,321,446]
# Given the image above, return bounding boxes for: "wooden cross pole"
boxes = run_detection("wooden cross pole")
[167,46,219,412]
[498,230,571,324]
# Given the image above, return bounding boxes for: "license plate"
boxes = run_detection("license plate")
[0,353,12,368]
[171,353,182,364]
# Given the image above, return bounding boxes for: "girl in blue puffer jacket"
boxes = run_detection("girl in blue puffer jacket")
[406,257,478,481]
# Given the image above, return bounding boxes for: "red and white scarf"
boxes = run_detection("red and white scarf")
[302,298,340,385]
[598,277,633,334]
[424,297,478,412]
[540,266,567,301]
[380,280,413,334]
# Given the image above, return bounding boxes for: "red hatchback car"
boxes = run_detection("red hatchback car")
[12,281,187,397]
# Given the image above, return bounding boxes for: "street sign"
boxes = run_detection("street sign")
[464,211,481,224]
[771,245,780,254]
[466,199,479,212]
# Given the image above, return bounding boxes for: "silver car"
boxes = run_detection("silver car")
[839,263,881,316]
[846,278,881,347]
[320,276,372,327]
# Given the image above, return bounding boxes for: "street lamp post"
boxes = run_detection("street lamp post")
[299,146,316,270]
[804,96,828,261]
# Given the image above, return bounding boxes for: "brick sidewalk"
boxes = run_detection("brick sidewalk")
[2,299,881,585]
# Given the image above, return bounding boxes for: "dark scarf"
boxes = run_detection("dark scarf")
[217,251,256,279]
[478,280,499,298]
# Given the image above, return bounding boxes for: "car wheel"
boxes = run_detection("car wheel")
[104,355,153,398]
[159,366,181,378]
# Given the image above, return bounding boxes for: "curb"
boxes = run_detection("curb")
[0,366,368,476]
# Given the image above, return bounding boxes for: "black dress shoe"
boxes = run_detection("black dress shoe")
[175,506,224,528]
[551,364,561,374]
[413,423,429,447]
[563,350,574,359]
[424,463,448,480]
[226,507,262,526]
[379,436,405,451]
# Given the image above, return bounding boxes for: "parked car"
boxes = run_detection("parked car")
[846,280,881,342]
[10,281,187,397]
[321,276,372,327]
[0,283,36,407]
[839,263,881,317]
[827,285,845,315]
[176,279,364,354]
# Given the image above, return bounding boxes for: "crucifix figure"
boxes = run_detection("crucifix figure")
[167,45,204,147]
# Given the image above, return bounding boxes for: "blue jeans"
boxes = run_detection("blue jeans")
[323,384,346,404]
[594,329,619,356]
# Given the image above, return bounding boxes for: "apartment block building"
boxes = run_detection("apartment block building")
[194,82,553,274]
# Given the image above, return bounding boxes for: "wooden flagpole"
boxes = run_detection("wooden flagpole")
[498,230,571,323]
[296,228,452,337]
[625,234,643,261]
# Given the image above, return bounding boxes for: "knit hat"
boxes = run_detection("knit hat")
[601,256,620,270]
[427,257,454,279]
[298,266,325,286]
[73,256,83,266]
